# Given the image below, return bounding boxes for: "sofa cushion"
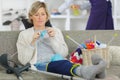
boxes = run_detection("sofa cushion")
[109,46,120,66]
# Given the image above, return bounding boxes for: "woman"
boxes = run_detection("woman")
[17,1,106,80]
[52,0,114,30]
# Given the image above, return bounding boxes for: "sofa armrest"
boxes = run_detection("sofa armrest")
[109,46,120,66]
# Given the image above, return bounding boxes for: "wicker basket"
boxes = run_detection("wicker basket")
[82,47,109,68]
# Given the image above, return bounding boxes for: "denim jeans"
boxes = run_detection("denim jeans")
[34,62,47,71]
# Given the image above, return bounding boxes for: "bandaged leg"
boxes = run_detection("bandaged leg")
[91,54,107,79]
[47,55,106,80]
[47,60,79,76]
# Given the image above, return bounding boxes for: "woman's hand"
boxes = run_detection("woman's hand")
[46,27,55,37]
[31,32,40,46]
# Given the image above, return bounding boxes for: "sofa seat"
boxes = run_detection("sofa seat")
[0,65,120,80]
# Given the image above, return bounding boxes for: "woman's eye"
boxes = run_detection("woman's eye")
[35,14,39,16]
[42,13,45,15]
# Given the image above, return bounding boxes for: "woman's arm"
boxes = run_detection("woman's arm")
[47,28,69,57]
[80,1,91,10]
[52,0,91,14]
[58,0,74,13]
[16,31,35,65]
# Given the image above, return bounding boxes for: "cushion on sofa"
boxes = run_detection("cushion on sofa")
[109,46,120,66]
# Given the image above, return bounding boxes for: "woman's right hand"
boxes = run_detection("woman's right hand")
[31,32,40,46]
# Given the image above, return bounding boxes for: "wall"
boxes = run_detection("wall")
[2,0,26,9]
[0,0,120,31]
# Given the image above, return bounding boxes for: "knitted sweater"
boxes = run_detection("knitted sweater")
[16,27,68,69]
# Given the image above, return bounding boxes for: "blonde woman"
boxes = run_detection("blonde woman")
[17,1,107,80]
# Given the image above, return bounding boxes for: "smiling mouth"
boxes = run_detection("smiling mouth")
[38,21,44,23]
[38,21,43,22]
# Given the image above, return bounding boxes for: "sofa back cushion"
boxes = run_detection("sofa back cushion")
[0,30,119,55]
[0,30,120,68]
[0,31,20,56]
[62,30,120,53]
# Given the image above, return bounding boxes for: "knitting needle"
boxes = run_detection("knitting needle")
[94,35,97,48]
[66,35,83,48]
[107,33,118,45]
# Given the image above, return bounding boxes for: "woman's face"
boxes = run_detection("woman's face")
[30,7,47,27]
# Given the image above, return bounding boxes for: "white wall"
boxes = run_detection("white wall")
[2,0,27,10]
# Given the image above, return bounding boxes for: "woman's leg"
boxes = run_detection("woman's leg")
[74,54,107,79]
[47,54,107,79]
[34,62,47,71]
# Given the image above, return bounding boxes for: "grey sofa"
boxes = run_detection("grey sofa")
[0,30,120,80]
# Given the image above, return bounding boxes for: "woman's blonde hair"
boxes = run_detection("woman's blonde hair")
[28,1,49,23]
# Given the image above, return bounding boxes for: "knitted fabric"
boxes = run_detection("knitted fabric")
[70,48,83,64]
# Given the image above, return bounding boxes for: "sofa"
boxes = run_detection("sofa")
[0,30,120,80]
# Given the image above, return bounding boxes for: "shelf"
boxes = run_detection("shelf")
[116,16,120,19]
[113,15,120,19]
[50,15,67,19]
[70,15,89,19]
[50,15,89,19]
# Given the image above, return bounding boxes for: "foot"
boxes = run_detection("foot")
[75,59,106,80]
[91,54,107,79]
[91,53,103,65]
[95,70,106,79]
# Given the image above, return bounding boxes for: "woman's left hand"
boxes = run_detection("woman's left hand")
[46,27,55,37]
